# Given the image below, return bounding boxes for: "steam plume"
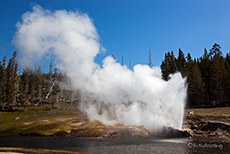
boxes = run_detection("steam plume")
[13,6,187,132]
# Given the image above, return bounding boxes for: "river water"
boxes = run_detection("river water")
[0,136,229,154]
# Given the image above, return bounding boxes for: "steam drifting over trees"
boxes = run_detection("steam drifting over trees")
[1,43,230,111]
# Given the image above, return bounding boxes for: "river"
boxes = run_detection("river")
[0,136,229,154]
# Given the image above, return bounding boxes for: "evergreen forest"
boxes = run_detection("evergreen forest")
[1,43,230,111]
[161,43,230,108]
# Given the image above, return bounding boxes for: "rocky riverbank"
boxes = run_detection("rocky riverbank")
[183,107,230,142]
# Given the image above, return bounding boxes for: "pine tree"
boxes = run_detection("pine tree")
[209,43,222,57]
[0,61,3,109]
[209,44,226,106]
[161,52,171,81]
[35,66,43,105]
[5,59,14,109]
[187,60,206,107]
[148,49,152,67]
[19,69,30,108]
[176,48,186,77]
[12,51,19,106]
[225,52,230,106]
[161,51,177,81]
[168,51,177,73]
[0,57,6,110]
[29,70,36,105]
[4,51,19,110]
[49,62,53,77]
[198,48,212,104]
[185,53,193,75]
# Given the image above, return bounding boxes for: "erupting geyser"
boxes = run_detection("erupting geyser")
[13,5,187,132]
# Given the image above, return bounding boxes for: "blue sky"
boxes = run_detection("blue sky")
[0,0,230,68]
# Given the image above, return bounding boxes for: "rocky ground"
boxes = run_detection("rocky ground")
[183,107,230,142]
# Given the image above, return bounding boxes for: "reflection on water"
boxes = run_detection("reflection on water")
[0,136,229,154]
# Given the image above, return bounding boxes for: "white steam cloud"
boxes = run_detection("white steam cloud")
[13,6,187,132]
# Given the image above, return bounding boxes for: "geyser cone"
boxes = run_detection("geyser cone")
[13,5,187,133]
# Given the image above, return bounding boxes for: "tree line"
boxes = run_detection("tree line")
[0,51,68,111]
[161,43,230,108]
[1,43,229,110]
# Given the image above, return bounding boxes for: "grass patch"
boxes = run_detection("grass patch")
[185,107,230,123]
[0,104,86,136]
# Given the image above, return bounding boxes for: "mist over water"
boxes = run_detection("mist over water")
[13,6,187,132]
